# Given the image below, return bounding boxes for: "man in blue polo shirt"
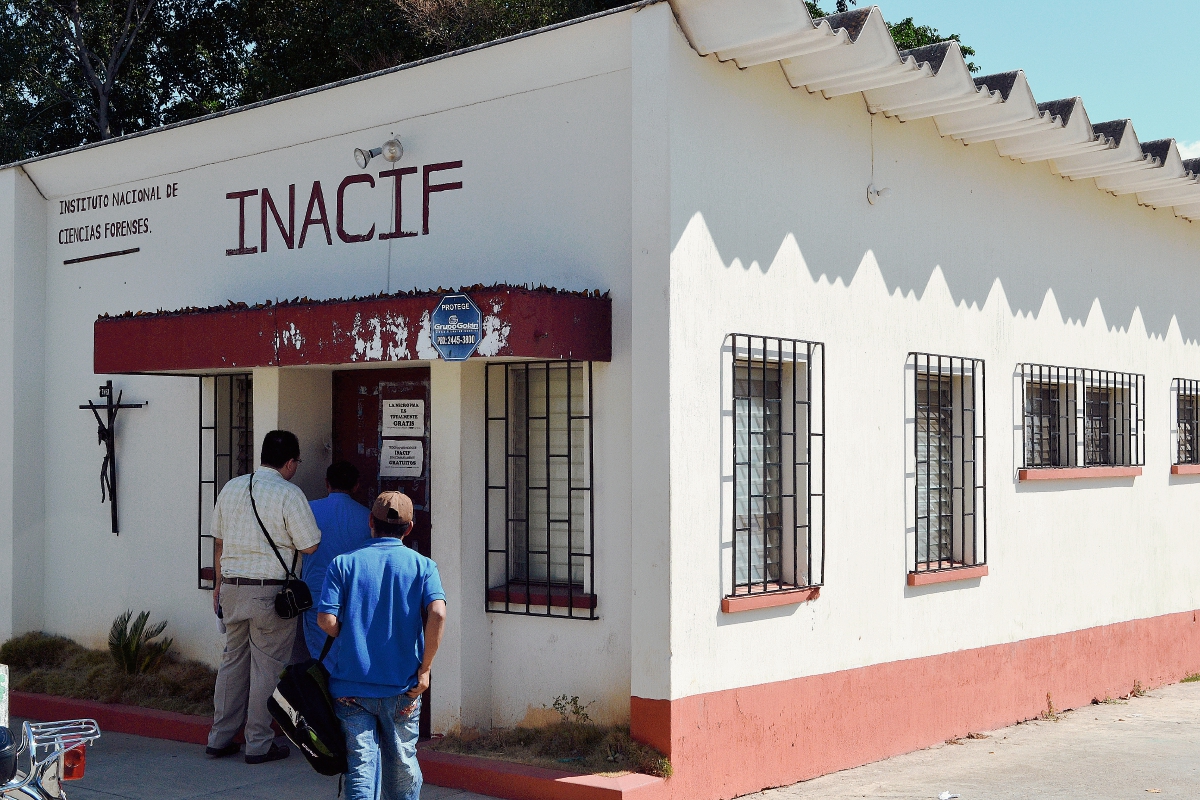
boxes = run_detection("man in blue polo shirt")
[318,491,446,800]
[301,461,371,662]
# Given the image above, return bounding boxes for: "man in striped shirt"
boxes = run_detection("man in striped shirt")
[206,430,322,764]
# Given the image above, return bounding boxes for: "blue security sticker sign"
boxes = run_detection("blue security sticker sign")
[430,293,483,361]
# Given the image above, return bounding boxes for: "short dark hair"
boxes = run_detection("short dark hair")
[260,430,300,469]
[326,461,359,492]
[372,517,411,539]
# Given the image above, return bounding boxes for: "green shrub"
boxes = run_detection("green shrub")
[108,611,173,676]
[2,631,216,716]
[0,632,81,670]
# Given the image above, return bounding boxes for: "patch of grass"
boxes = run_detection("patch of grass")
[1,631,215,716]
[1039,692,1059,721]
[431,721,672,778]
[1181,673,1200,683]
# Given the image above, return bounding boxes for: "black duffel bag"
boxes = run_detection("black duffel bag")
[267,636,347,776]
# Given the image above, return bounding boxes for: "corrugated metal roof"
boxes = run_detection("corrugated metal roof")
[670,0,1200,222]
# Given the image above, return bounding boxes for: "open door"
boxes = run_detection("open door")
[332,366,433,739]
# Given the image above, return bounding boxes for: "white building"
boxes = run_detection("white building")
[3,2,1200,797]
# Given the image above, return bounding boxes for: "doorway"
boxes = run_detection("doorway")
[332,366,433,738]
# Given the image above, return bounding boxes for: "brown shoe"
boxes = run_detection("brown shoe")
[245,742,289,764]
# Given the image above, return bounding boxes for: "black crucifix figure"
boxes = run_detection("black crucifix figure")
[80,380,146,534]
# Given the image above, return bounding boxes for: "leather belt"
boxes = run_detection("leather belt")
[222,577,287,586]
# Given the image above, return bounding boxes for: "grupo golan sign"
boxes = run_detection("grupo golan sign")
[430,293,483,361]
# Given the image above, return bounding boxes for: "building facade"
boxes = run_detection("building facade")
[3,2,1200,797]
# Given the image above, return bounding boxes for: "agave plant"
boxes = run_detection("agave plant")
[108,610,174,675]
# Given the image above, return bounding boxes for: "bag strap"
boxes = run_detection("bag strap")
[249,473,300,581]
[319,634,335,663]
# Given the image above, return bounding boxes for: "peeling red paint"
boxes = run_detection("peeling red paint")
[94,286,611,373]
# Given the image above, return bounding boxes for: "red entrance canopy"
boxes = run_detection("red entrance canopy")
[94,285,611,373]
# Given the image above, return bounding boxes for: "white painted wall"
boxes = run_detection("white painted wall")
[0,6,638,731]
[660,13,1200,700]
[0,167,47,643]
[629,1,675,706]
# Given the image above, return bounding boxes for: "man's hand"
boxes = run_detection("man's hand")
[318,612,340,637]
[406,667,431,699]
[407,599,447,698]
[212,538,223,616]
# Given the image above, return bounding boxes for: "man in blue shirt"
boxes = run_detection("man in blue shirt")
[318,491,446,800]
[301,461,371,661]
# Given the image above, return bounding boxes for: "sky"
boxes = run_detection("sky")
[863,1,1200,157]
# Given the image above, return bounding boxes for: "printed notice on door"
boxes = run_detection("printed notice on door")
[380,440,423,478]
[383,399,425,437]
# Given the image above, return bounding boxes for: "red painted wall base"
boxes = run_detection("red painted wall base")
[10,692,212,744]
[632,609,1200,800]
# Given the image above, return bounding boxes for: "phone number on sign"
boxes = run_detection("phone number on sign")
[436,335,478,346]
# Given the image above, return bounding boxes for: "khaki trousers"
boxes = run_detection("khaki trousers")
[208,583,297,756]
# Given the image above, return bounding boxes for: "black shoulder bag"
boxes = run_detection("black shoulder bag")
[268,634,347,776]
[249,474,314,619]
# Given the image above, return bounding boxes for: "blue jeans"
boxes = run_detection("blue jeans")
[335,694,422,800]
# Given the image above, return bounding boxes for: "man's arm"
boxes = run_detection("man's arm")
[285,487,323,556]
[407,599,447,698]
[212,538,223,614]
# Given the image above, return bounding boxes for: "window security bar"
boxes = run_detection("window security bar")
[197,374,254,590]
[485,361,596,619]
[1172,379,1200,466]
[910,353,986,574]
[728,334,825,598]
[1019,364,1144,469]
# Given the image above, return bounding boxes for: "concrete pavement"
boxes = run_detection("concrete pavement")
[17,680,1200,799]
[739,680,1200,800]
[10,722,498,800]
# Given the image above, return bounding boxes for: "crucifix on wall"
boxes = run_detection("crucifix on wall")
[80,380,146,534]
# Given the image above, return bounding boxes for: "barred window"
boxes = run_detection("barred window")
[486,362,596,619]
[1019,364,1144,469]
[727,334,825,598]
[909,354,985,574]
[198,374,254,589]
[1173,379,1200,466]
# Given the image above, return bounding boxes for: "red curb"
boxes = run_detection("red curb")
[416,748,666,800]
[10,692,212,745]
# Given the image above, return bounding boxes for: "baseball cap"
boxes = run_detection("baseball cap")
[371,491,414,525]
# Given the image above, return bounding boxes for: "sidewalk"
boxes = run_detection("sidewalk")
[20,723,499,800]
[25,680,1200,799]
[739,680,1200,800]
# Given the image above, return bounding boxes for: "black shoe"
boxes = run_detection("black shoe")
[205,742,240,759]
[245,743,289,764]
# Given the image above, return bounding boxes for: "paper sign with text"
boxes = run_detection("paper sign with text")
[383,399,425,437]
[380,440,424,478]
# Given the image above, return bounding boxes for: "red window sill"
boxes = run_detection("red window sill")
[1172,464,1200,475]
[487,585,597,610]
[907,564,988,586]
[199,567,215,582]
[1018,466,1141,481]
[722,586,820,613]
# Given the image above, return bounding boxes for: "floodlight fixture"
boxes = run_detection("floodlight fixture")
[354,138,404,169]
